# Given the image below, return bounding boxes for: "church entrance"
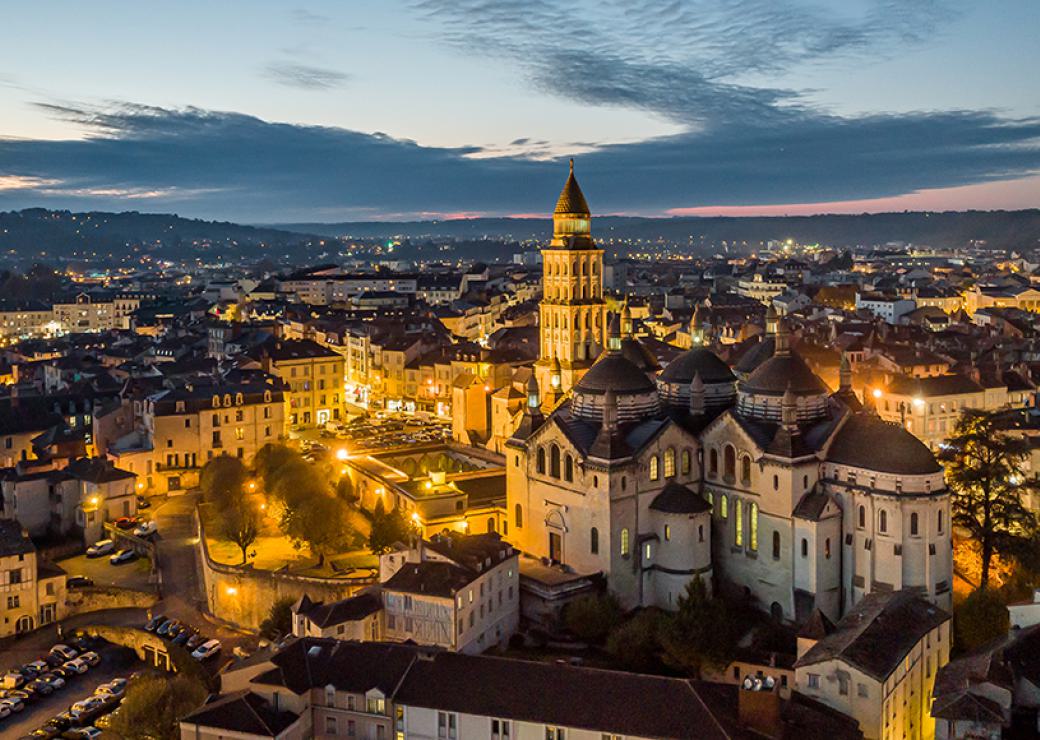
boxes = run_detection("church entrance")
[548,532,562,563]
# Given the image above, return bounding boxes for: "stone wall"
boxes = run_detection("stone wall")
[66,586,158,616]
[195,509,376,630]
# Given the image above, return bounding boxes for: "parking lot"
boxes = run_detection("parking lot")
[0,638,145,738]
[58,547,154,593]
[293,414,451,454]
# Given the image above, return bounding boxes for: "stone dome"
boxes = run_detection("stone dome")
[660,347,734,385]
[572,353,660,424]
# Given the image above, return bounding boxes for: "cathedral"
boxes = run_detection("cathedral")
[505,164,952,624]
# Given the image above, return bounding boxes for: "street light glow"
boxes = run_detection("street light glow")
[336,448,349,461]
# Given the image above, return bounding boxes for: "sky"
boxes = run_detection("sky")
[0,0,1038,222]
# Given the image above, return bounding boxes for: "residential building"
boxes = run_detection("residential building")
[794,591,950,740]
[242,338,344,428]
[0,519,66,637]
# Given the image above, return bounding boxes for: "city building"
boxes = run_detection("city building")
[0,519,66,637]
[241,338,345,429]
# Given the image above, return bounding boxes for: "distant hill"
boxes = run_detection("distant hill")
[277,210,1040,251]
[2,208,1039,265]
[0,208,322,261]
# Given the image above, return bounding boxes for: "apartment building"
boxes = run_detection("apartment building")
[242,338,344,429]
[795,591,950,740]
[0,519,67,637]
[380,533,519,654]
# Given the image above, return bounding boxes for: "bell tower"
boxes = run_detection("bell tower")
[536,159,607,396]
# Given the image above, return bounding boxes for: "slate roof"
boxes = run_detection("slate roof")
[826,413,941,475]
[650,482,712,514]
[296,591,383,629]
[792,490,832,521]
[886,373,982,397]
[0,519,35,558]
[795,591,949,681]
[659,347,736,385]
[741,351,829,396]
[382,561,476,598]
[180,690,300,736]
[573,354,656,395]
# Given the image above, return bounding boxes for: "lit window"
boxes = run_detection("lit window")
[749,502,758,551]
[620,528,630,557]
[649,455,659,481]
[735,501,744,547]
[663,448,675,478]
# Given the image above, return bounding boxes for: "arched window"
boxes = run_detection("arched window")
[879,509,888,534]
[749,502,759,551]
[698,524,704,542]
[772,531,781,559]
[649,455,660,481]
[564,454,574,482]
[938,509,944,534]
[910,512,919,536]
[706,491,714,510]
[681,449,692,475]
[663,448,676,478]
[803,474,809,490]
[549,444,561,478]
[620,528,630,557]
[858,505,865,529]
[741,456,752,485]
[801,538,808,557]
[724,446,736,480]
[709,449,719,477]
[536,448,546,474]
[825,538,832,559]
[735,501,744,547]
[720,494,728,519]
[590,527,599,554]
[514,504,523,529]
[621,476,627,491]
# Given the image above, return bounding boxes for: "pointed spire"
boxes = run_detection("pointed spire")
[775,316,791,356]
[607,312,622,353]
[839,352,852,392]
[526,374,541,412]
[621,302,633,337]
[689,371,705,416]
[549,355,562,392]
[554,158,590,216]
[781,381,798,428]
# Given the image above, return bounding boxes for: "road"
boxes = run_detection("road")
[0,639,145,738]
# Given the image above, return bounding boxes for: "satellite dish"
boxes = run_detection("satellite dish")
[764,676,776,690]
[742,677,754,690]
[752,677,763,691]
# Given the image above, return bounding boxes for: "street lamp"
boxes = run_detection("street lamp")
[336,448,349,462]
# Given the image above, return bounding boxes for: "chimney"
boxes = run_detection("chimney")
[738,676,782,739]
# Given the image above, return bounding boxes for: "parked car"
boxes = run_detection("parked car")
[66,727,103,740]
[23,660,49,677]
[61,658,89,675]
[113,516,140,530]
[0,702,10,720]
[191,639,221,661]
[43,715,71,732]
[41,674,65,691]
[156,619,180,637]
[95,678,126,698]
[109,548,138,565]
[171,628,194,647]
[50,644,78,661]
[79,652,101,668]
[28,726,62,738]
[25,679,53,697]
[47,666,74,680]
[0,696,25,713]
[136,495,150,509]
[145,614,167,632]
[69,696,105,718]
[133,520,157,537]
[85,540,114,558]
[66,576,94,589]
[185,633,207,650]
[1,672,26,689]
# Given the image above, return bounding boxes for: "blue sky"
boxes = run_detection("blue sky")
[0,0,1037,221]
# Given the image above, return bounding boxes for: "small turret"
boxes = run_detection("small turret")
[765,303,778,336]
[602,387,618,432]
[621,303,633,338]
[526,374,541,412]
[839,352,852,392]
[549,356,562,393]
[774,317,791,357]
[781,382,797,428]
[607,313,622,353]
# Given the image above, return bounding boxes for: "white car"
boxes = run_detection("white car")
[63,657,90,674]
[133,520,158,537]
[95,677,127,698]
[76,729,103,740]
[109,548,138,565]
[86,539,115,557]
[0,702,10,719]
[50,643,78,661]
[71,695,105,717]
[0,697,22,713]
[191,638,221,660]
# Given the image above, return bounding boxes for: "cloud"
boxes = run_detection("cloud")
[0,101,1037,221]
[263,62,349,90]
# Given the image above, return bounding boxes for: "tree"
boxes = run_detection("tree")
[940,409,1039,588]
[200,455,247,508]
[259,596,296,640]
[109,673,207,739]
[563,592,624,644]
[281,493,354,565]
[658,578,739,678]
[368,499,413,555]
[955,587,1010,652]
[252,443,300,490]
[222,500,260,564]
[606,609,664,672]
[336,475,356,502]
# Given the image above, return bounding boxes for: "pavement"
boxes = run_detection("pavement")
[0,637,146,738]
[57,549,154,592]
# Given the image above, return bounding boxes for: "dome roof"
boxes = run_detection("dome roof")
[827,413,941,475]
[574,354,656,395]
[554,159,590,215]
[741,351,828,396]
[660,347,734,385]
[650,482,711,514]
